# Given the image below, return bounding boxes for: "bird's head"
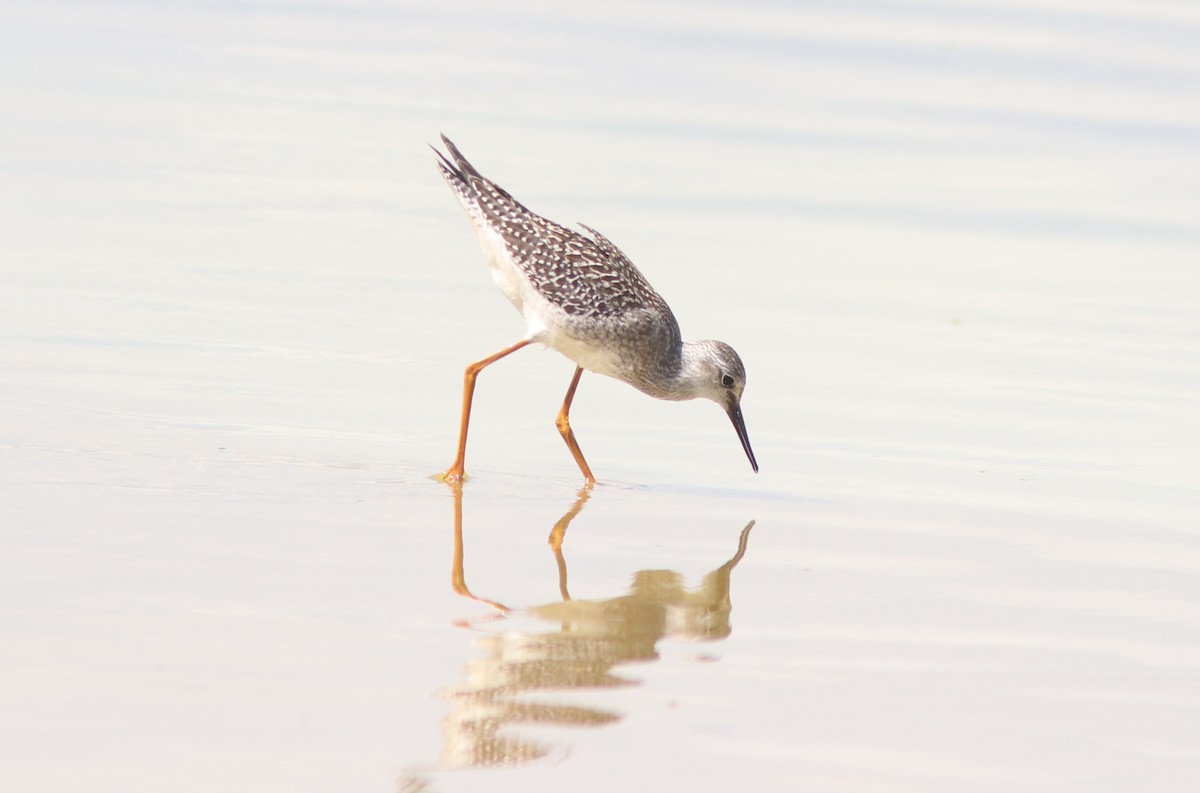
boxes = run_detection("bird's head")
[681,340,758,473]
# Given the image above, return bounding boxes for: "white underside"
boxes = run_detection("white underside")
[474,225,625,378]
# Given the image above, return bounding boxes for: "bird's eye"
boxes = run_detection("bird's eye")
[721,374,735,388]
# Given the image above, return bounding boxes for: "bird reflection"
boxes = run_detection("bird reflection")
[436,483,755,770]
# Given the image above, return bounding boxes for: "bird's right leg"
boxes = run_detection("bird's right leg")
[555,366,597,485]
[440,338,533,483]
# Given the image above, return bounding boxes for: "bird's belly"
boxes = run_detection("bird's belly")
[546,330,625,379]
[476,227,525,311]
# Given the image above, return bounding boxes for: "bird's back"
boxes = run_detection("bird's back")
[433,136,674,324]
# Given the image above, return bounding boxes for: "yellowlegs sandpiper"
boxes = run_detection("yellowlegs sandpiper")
[433,134,757,484]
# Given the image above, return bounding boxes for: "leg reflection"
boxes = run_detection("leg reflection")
[447,483,593,615]
[431,493,758,772]
[548,485,592,601]
[447,481,508,615]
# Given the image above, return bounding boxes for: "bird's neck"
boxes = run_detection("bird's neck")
[631,340,708,402]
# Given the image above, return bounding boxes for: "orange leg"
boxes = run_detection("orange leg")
[441,338,533,483]
[555,366,596,485]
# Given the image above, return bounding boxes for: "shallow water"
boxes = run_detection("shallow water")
[2,1,1199,791]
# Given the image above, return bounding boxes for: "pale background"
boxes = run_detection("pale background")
[2,1,1198,791]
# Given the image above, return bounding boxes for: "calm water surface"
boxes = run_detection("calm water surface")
[2,1,1198,791]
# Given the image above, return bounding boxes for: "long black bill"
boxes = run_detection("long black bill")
[726,403,759,473]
